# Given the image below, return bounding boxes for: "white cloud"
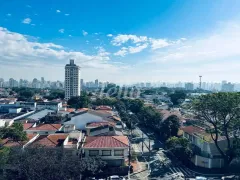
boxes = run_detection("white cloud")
[111,34,148,46]
[128,44,148,54]
[149,38,170,50]
[6,14,11,17]
[0,27,128,81]
[151,22,240,64]
[114,47,128,57]
[59,29,64,33]
[31,24,36,26]
[107,34,113,37]
[114,43,148,57]
[22,18,31,24]
[82,30,88,36]
[65,14,70,16]
[56,10,61,13]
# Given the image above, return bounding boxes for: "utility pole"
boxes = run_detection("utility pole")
[142,131,144,153]
[148,138,151,161]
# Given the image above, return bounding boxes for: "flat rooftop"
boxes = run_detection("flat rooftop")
[27,109,55,121]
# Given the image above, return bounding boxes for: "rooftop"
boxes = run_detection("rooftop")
[29,134,68,147]
[0,112,26,119]
[23,123,34,130]
[0,134,37,147]
[27,109,55,121]
[28,123,62,131]
[181,125,226,142]
[83,136,129,148]
[86,121,115,128]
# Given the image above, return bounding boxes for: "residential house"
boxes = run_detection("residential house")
[181,125,229,168]
[63,130,83,154]
[85,122,123,136]
[82,136,129,166]
[25,123,62,135]
[24,133,68,148]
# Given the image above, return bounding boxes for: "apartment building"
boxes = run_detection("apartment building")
[65,59,81,100]
[181,126,230,168]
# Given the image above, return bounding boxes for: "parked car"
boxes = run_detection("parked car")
[108,175,126,180]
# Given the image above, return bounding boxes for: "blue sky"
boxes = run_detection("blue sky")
[1,0,240,84]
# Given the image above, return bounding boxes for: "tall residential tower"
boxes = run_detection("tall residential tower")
[65,59,81,100]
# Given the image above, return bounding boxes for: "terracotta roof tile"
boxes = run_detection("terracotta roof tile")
[23,123,34,130]
[28,124,62,131]
[86,122,115,128]
[30,134,68,147]
[181,126,205,135]
[83,136,129,148]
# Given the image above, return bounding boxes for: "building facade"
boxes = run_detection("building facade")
[65,59,81,100]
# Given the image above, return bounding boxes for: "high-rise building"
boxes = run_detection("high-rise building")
[80,79,84,88]
[95,79,99,88]
[185,82,194,90]
[65,59,81,100]
[221,82,234,92]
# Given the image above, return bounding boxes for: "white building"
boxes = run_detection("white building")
[82,136,129,166]
[65,59,81,100]
[181,126,229,168]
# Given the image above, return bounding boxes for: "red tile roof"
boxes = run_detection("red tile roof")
[181,126,205,135]
[83,136,129,148]
[23,123,34,130]
[28,124,62,131]
[30,134,68,147]
[86,122,115,128]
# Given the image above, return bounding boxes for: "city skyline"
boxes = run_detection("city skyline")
[1,1,240,83]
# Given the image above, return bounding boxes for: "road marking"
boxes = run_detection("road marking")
[169,167,175,174]
[179,167,190,176]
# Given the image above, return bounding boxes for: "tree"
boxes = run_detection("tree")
[193,92,240,167]
[169,90,186,105]
[8,146,106,180]
[0,123,27,142]
[159,115,180,141]
[153,98,160,105]
[18,89,34,99]
[229,157,240,174]
[67,95,90,109]
[166,136,193,163]
[0,146,10,169]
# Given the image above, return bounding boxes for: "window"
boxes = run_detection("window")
[89,150,99,156]
[114,150,124,156]
[102,150,111,156]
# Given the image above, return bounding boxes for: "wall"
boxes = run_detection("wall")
[84,148,128,161]
[192,155,224,168]
[0,120,6,127]
[9,108,22,114]
[25,130,57,135]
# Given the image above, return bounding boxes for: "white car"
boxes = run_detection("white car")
[108,175,126,180]
[196,176,207,180]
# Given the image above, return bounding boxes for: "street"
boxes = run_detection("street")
[130,127,196,180]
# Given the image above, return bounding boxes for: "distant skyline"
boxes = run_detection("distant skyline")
[1,0,240,83]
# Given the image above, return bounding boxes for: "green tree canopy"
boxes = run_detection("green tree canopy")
[67,95,90,109]
[169,90,186,105]
[8,146,106,180]
[166,136,193,163]
[159,115,180,141]
[0,123,27,142]
[193,92,240,166]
